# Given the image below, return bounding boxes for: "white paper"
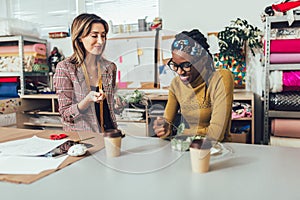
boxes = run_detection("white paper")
[0,136,69,156]
[0,155,68,174]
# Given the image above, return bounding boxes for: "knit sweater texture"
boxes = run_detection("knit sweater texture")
[164,68,234,141]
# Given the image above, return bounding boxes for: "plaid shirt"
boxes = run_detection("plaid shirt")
[53,58,117,133]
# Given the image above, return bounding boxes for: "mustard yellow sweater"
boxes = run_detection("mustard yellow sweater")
[164,68,234,142]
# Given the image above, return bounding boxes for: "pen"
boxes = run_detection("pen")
[74,136,95,143]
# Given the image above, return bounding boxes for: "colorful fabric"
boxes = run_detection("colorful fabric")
[0,55,47,72]
[214,53,246,88]
[272,1,300,13]
[0,98,21,114]
[32,64,49,72]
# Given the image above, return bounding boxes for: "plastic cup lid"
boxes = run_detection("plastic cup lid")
[103,129,123,138]
[190,139,212,149]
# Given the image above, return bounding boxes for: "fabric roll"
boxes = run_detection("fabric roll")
[0,77,18,83]
[269,70,283,93]
[283,71,300,91]
[271,119,300,138]
[0,52,47,59]
[269,71,300,92]
[270,53,300,64]
[269,92,300,111]
[270,39,300,53]
[0,43,46,55]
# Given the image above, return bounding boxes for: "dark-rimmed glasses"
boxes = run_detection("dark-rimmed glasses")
[167,59,192,72]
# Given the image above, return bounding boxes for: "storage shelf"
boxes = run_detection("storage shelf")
[268,110,300,118]
[0,35,48,95]
[0,72,21,76]
[232,117,252,121]
[233,90,253,100]
[269,64,300,71]
[264,15,300,144]
[0,35,47,43]
[24,72,49,76]
[268,15,300,23]
[17,94,62,130]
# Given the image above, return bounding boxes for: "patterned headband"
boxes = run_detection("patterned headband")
[171,38,208,59]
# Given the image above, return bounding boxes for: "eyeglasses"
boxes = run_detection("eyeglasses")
[167,59,192,72]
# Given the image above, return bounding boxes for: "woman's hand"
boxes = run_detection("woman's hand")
[114,95,127,111]
[78,90,106,112]
[153,117,171,138]
[87,90,106,103]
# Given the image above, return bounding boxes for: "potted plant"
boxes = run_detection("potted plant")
[215,18,263,88]
[117,89,150,109]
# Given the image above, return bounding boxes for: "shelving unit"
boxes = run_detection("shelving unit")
[231,90,254,144]
[116,108,149,137]
[16,94,62,129]
[0,35,48,95]
[263,15,300,145]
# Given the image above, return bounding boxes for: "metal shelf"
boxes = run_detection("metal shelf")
[269,110,300,118]
[24,72,49,76]
[263,15,300,144]
[268,14,300,24]
[0,35,48,95]
[0,35,46,43]
[0,72,21,77]
[269,63,300,71]
[232,117,252,121]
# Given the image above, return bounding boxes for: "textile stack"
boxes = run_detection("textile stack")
[268,27,300,139]
[0,43,48,72]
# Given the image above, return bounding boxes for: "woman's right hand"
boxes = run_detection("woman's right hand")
[78,90,106,112]
[87,90,106,103]
[153,117,171,138]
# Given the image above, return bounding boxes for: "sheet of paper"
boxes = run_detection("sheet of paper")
[0,136,69,156]
[0,155,68,174]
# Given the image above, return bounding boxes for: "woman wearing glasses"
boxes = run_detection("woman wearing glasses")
[154,29,234,142]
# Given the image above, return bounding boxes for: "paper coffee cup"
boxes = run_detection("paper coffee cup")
[103,129,123,157]
[189,139,212,173]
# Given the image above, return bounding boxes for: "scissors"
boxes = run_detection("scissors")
[50,133,68,140]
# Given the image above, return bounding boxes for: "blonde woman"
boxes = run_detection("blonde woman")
[54,13,118,132]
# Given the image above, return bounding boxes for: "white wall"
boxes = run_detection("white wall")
[159,0,276,34]
[0,0,8,18]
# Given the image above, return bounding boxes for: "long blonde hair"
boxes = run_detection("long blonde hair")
[69,13,109,67]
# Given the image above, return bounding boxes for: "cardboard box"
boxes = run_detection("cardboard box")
[230,132,249,143]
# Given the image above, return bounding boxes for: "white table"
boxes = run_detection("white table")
[0,136,300,200]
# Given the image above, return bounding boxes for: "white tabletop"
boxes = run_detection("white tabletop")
[0,136,300,200]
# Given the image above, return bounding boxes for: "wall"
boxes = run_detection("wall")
[0,0,7,18]
[159,0,276,34]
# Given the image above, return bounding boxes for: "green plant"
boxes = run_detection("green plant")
[118,89,149,106]
[218,18,263,60]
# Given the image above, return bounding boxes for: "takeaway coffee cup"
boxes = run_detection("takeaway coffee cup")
[189,139,212,173]
[103,129,123,157]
